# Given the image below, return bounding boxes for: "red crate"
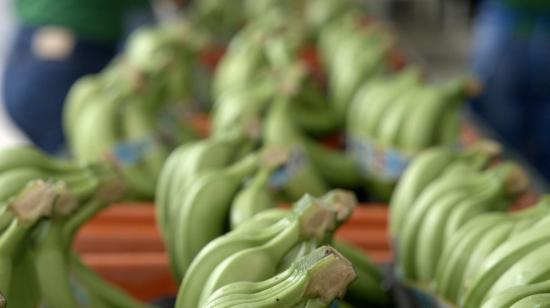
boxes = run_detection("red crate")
[74,203,391,302]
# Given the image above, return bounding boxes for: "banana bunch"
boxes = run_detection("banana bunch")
[175,190,358,308]
[0,176,144,308]
[431,198,550,307]
[347,68,479,200]
[389,140,502,239]
[394,160,528,285]
[203,246,357,308]
[65,20,210,199]
[320,17,394,122]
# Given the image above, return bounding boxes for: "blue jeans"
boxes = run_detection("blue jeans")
[2,26,116,155]
[470,3,550,178]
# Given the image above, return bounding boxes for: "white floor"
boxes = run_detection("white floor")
[0,1,29,150]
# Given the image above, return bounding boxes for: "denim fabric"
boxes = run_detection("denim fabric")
[2,26,116,155]
[470,3,550,178]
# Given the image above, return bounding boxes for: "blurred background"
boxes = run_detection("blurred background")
[0,0,475,147]
[1,0,548,190]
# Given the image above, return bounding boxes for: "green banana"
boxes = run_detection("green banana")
[349,67,422,142]
[230,167,276,229]
[375,86,423,149]
[303,140,362,189]
[0,219,33,295]
[329,28,390,121]
[33,221,78,308]
[481,280,550,308]
[409,186,477,285]
[203,246,356,308]
[263,98,329,199]
[416,164,524,285]
[397,169,483,281]
[70,93,121,165]
[459,220,516,295]
[211,81,274,136]
[63,75,104,144]
[488,242,550,299]
[176,219,290,308]
[231,208,290,235]
[212,28,267,99]
[443,163,527,240]
[198,195,343,306]
[389,146,455,238]
[434,213,509,303]
[0,146,79,174]
[173,152,260,278]
[399,78,468,153]
[462,215,550,307]
[5,246,40,308]
[510,293,550,308]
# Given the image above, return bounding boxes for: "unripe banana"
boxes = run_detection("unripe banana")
[434,213,509,303]
[416,164,525,285]
[510,293,550,308]
[0,146,79,174]
[481,280,550,308]
[348,67,422,139]
[70,94,121,165]
[173,153,260,278]
[375,86,423,149]
[176,219,290,308]
[63,75,104,144]
[303,140,362,189]
[399,78,469,153]
[204,246,356,308]
[263,98,329,199]
[198,195,345,305]
[213,28,268,99]
[487,242,550,299]
[397,170,484,281]
[462,215,550,307]
[389,146,455,238]
[230,167,276,229]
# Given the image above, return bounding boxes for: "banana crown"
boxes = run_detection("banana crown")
[8,180,71,224]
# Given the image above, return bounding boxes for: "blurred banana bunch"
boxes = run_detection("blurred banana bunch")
[64,21,211,199]
[0,146,146,308]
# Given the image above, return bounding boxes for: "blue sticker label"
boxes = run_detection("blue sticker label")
[113,135,154,166]
[347,135,412,182]
[270,146,309,190]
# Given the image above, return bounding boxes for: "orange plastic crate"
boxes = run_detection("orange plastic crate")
[74,203,392,302]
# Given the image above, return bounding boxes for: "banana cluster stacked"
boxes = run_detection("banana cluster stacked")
[0,146,145,308]
[64,21,208,199]
[347,69,478,199]
[174,191,389,308]
[388,144,550,307]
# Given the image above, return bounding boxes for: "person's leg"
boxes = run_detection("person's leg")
[469,5,531,151]
[2,26,116,155]
[525,21,550,179]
